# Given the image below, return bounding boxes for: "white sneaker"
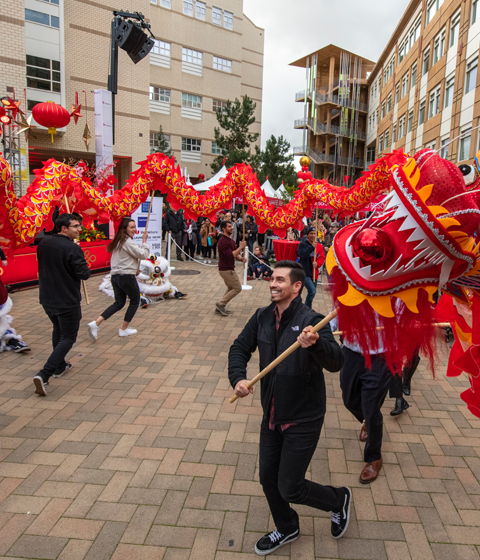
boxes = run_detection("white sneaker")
[203,260,207,264]
[119,327,137,337]
[208,260,211,264]
[87,321,98,341]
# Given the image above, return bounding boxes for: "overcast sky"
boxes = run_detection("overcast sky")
[242,0,411,152]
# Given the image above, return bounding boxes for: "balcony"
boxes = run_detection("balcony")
[294,89,368,113]
[292,145,365,169]
[293,118,366,141]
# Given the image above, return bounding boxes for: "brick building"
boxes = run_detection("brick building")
[1,0,263,194]
[369,0,480,167]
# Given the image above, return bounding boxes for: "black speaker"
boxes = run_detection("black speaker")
[114,19,154,64]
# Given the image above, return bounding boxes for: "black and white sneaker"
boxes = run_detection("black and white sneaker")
[53,362,73,378]
[254,528,299,555]
[13,341,31,353]
[33,375,47,396]
[331,487,352,539]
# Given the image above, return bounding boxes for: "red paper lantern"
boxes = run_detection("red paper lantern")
[32,101,71,142]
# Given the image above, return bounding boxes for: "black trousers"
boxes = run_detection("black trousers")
[101,274,140,323]
[389,349,420,398]
[259,417,346,533]
[202,245,216,258]
[340,347,392,463]
[41,305,82,379]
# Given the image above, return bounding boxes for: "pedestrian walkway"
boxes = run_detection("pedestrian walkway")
[0,260,478,560]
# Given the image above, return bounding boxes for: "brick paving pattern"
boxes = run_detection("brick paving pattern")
[0,260,479,559]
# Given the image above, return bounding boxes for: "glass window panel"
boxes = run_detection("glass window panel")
[212,142,222,154]
[27,77,51,90]
[224,11,233,29]
[183,1,193,15]
[466,60,478,94]
[196,1,206,19]
[212,7,222,25]
[51,15,59,28]
[419,100,426,125]
[52,82,61,92]
[27,67,50,80]
[160,0,171,6]
[25,9,50,25]
[473,0,479,24]
[52,60,60,71]
[460,130,471,160]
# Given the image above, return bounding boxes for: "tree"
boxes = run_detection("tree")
[255,135,298,190]
[279,184,296,202]
[211,96,260,174]
[151,125,171,157]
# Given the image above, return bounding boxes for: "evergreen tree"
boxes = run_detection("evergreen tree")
[279,184,297,202]
[256,135,298,189]
[211,96,260,174]
[151,125,171,157]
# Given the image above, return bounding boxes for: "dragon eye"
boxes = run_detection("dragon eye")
[352,227,392,264]
[458,164,476,186]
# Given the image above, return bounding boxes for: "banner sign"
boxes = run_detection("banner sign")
[94,89,113,174]
[131,197,163,256]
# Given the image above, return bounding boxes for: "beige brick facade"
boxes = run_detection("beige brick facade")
[1,0,263,193]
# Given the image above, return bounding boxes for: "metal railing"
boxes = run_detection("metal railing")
[293,118,366,140]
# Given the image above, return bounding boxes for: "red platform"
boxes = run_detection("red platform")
[0,239,111,286]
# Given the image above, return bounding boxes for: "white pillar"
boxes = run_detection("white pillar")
[242,247,252,291]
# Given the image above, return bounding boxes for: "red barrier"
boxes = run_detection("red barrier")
[0,239,111,286]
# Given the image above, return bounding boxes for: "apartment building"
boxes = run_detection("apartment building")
[1,0,263,194]
[291,45,374,184]
[367,0,480,166]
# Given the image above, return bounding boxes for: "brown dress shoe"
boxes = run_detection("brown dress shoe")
[359,458,383,484]
[359,422,368,442]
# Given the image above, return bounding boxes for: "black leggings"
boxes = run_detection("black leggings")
[101,274,140,323]
[202,245,217,259]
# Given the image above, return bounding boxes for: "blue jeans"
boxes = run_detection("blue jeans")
[304,276,317,308]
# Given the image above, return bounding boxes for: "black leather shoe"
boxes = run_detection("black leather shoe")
[390,397,409,416]
[403,384,411,396]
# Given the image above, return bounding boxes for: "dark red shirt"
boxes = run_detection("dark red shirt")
[218,235,237,271]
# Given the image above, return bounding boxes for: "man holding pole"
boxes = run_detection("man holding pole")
[228,260,350,555]
[33,214,91,396]
[215,221,246,316]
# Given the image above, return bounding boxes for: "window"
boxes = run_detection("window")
[26,55,61,92]
[398,39,408,64]
[433,29,446,64]
[379,135,384,152]
[450,11,461,47]
[150,131,170,151]
[440,137,449,159]
[25,8,59,28]
[182,47,203,65]
[212,6,222,25]
[213,99,227,112]
[44,0,59,3]
[196,1,206,20]
[182,93,202,108]
[401,72,409,97]
[411,62,417,90]
[429,85,441,118]
[160,0,171,7]
[383,57,395,85]
[152,40,171,56]
[423,47,430,76]
[385,130,390,148]
[224,11,233,30]
[409,17,421,50]
[419,99,426,125]
[392,125,397,143]
[408,109,413,133]
[182,138,201,152]
[387,93,392,113]
[473,0,479,25]
[212,142,222,154]
[213,56,232,73]
[459,129,472,160]
[465,58,478,94]
[149,86,170,102]
[395,84,400,104]
[27,100,40,111]
[381,101,386,119]
[445,75,454,107]
[183,1,193,16]
[398,114,406,138]
[426,0,444,25]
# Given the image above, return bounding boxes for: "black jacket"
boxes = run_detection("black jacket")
[297,236,315,278]
[38,234,91,308]
[165,210,185,234]
[228,296,343,425]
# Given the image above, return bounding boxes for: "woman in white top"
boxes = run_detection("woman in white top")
[88,217,149,340]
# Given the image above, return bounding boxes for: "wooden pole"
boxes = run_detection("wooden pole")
[64,195,90,305]
[314,206,319,281]
[136,191,154,275]
[229,309,338,404]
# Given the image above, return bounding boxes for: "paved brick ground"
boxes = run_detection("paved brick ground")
[1,259,479,560]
